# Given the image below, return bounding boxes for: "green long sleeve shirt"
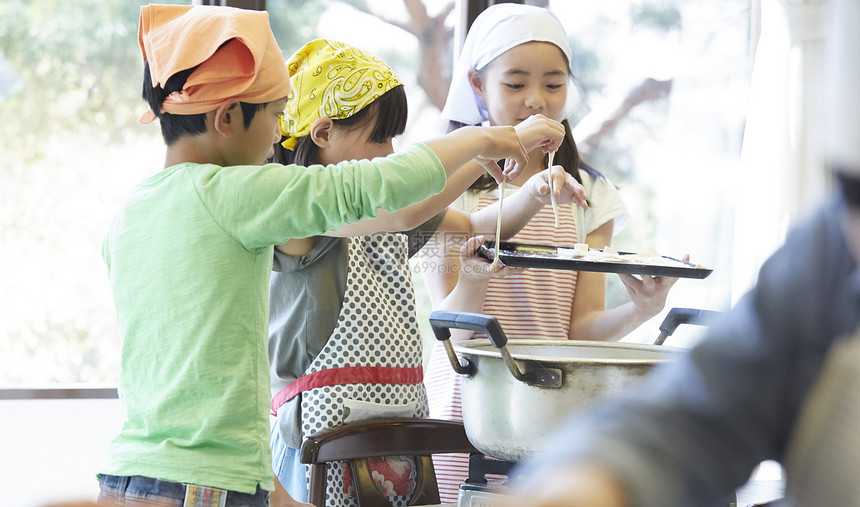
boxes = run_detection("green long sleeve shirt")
[100,144,444,494]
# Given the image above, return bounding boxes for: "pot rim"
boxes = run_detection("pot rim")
[452,339,684,364]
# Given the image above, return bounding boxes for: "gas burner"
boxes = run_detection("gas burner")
[458,454,517,507]
[458,482,510,506]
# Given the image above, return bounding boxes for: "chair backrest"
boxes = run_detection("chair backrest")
[299,417,479,507]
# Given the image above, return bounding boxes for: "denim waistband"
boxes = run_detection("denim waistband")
[97,474,269,507]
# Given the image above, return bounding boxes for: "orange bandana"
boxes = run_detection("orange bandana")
[138,4,291,124]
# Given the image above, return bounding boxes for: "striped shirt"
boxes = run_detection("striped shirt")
[425,170,627,502]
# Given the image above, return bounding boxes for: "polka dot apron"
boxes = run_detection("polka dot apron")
[274,233,428,507]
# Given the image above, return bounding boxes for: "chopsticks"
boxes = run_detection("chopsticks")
[489,179,506,271]
[548,151,559,228]
[489,151,559,270]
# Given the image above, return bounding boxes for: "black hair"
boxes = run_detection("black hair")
[456,118,603,192]
[142,59,267,146]
[271,85,408,166]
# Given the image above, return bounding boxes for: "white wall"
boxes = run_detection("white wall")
[0,399,125,507]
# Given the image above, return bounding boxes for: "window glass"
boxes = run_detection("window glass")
[1,0,188,385]
[550,0,751,343]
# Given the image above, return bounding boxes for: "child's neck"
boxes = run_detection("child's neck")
[163,134,226,168]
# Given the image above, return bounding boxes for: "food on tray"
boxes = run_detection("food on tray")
[557,244,706,270]
[479,241,712,279]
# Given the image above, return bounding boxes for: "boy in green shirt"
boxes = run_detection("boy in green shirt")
[98,4,563,507]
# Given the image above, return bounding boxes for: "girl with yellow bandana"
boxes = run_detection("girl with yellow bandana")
[266,39,587,506]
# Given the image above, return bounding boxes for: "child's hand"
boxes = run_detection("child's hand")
[270,476,314,507]
[473,116,565,182]
[514,114,566,154]
[473,125,527,183]
[504,462,629,507]
[527,165,589,208]
[617,254,689,320]
[459,236,524,281]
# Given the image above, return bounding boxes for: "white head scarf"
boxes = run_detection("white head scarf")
[441,4,580,125]
[824,0,860,173]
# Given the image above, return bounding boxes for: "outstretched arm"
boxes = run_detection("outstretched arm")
[432,165,588,240]
[325,115,566,238]
[469,164,588,238]
[423,118,563,184]
[567,221,682,341]
[421,165,587,309]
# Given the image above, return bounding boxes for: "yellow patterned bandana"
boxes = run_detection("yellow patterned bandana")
[279,39,403,150]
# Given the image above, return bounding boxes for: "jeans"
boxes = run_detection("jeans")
[270,424,309,502]
[98,474,270,507]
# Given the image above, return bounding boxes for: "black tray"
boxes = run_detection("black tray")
[479,241,712,279]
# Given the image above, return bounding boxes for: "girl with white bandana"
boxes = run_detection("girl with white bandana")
[422,5,685,502]
[267,39,587,506]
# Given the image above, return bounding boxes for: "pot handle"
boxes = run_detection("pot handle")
[654,307,722,345]
[429,310,531,383]
[429,311,505,377]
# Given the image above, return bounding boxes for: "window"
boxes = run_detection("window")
[548,0,751,343]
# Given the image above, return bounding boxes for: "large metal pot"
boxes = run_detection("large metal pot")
[428,310,688,463]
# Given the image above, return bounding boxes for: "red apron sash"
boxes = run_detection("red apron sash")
[271,365,423,416]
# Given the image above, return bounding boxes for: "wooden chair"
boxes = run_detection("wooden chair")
[299,417,479,507]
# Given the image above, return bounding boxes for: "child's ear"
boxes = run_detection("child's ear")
[310,117,335,148]
[468,68,485,99]
[212,101,242,137]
